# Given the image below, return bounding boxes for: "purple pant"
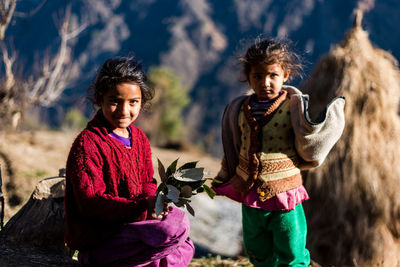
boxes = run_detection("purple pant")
[78,207,195,266]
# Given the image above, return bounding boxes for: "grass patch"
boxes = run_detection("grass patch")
[189,255,252,267]
[22,170,49,179]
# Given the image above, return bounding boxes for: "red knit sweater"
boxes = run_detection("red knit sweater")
[64,112,157,250]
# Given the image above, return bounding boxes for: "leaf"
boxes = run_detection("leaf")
[165,177,181,188]
[211,178,224,184]
[180,185,193,198]
[203,184,216,199]
[196,187,204,193]
[186,202,195,216]
[157,158,167,182]
[156,182,167,195]
[155,191,165,216]
[177,161,198,171]
[166,184,180,203]
[172,170,183,180]
[173,168,204,182]
[187,180,206,190]
[166,158,179,178]
[174,198,187,207]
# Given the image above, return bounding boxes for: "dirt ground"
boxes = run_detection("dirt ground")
[0,130,221,224]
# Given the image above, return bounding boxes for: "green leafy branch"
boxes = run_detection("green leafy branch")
[156,158,216,216]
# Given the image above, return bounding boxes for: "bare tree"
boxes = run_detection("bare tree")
[28,6,87,107]
[0,4,87,129]
[0,0,16,40]
[0,42,25,129]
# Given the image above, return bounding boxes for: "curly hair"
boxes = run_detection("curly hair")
[88,57,154,109]
[240,37,303,82]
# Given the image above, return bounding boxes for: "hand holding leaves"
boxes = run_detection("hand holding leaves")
[145,195,168,220]
[156,158,216,216]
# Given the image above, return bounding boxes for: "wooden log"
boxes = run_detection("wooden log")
[0,173,72,256]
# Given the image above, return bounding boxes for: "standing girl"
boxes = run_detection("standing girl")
[64,57,194,266]
[212,38,345,266]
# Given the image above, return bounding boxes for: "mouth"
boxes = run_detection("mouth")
[115,117,131,121]
[261,88,273,94]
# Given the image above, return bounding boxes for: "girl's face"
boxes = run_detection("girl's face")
[101,82,142,137]
[248,63,289,100]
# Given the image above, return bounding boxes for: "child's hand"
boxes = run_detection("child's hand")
[145,196,169,220]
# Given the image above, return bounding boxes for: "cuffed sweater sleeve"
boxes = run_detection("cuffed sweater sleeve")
[285,85,346,169]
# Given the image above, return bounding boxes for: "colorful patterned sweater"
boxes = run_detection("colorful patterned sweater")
[214,86,346,202]
[217,90,302,200]
[64,112,157,250]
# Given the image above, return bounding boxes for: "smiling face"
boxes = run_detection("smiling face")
[101,82,142,137]
[248,63,290,100]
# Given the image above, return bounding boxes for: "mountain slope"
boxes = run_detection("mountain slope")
[5,0,399,155]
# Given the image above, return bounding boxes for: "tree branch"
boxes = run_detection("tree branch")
[0,42,15,91]
[13,0,47,18]
[0,0,17,40]
[28,5,87,107]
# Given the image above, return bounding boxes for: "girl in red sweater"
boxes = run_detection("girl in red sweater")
[64,57,194,266]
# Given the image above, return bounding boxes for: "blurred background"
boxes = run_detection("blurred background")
[2,0,400,266]
[1,0,397,156]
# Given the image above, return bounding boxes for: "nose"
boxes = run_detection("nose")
[118,102,130,116]
[265,76,271,87]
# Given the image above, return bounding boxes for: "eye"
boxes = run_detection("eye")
[108,99,118,105]
[130,99,140,105]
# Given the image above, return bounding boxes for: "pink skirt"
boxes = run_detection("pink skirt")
[213,181,309,211]
[78,206,194,266]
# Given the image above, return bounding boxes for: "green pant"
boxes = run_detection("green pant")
[242,204,310,267]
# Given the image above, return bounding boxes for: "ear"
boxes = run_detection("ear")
[283,70,290,82]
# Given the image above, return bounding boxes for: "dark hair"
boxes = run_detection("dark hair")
[88,56,154,109]
[240,37,303,82]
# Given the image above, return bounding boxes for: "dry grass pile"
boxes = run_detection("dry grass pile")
[300,12,400,266]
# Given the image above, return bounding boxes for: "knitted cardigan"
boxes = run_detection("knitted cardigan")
[232,91,303,200]
[214,86,345,197]
[64,112,157,250]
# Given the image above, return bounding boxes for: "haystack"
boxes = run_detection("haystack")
[300,11,400,267]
